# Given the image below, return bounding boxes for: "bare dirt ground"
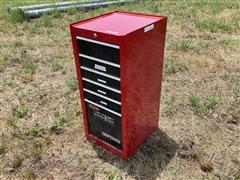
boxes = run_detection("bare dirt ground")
[0,0,239,179]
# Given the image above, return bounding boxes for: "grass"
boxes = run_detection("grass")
[66,77,78,91]
[196,19,239,33]
[74,104,82,116]
[189,93,220,115]
[9,9,29,22]
[162,96,176,116]
[12,105,28,118]
[221,38,239,46]
[0,0,239,179]
[24,124,45,136]
[51,58,64,71]
[168,39,199,52]
[22,60,37,74]
[48,116,66,134]
[42,13,53,27]
[164,58,188,75]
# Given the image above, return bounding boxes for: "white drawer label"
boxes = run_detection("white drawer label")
[144,24,154,33]
[94,64,106,71]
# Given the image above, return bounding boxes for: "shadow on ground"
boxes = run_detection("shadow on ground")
[93,129,178,179]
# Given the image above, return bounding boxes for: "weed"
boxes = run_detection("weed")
[12,105,28,118]
[52,8,61,18]
[178,40,196,51]
[221,39,239,46]
[24,124,45,136]
[196,19,238,33]
[151,3,161,13]
[51,58,63,71]
[165,59,188,75]
[7,118,18,128]
[42,13,53,27]
[189,93,220,115]
[22,59,37,74]
[13,39,22,47]
[49,116,66,134]
[12,154,24,169]
[75,104,82,116]
[67,7,78,15]
[66,77,78,91]
[9,9,29,22]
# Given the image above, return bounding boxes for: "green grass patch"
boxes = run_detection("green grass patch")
[196,19,239,33]
[49,116,66,134]
[22,59,37,74]
[51,58,64,71]
[42,13,53,27]
[168,39,197,52]
[164,58,188,75]
[162,96,176,116]
[189,93,220,115]
[74,104,82,116]
[221,38,239,46]
[13,38,22,47]
[12,105,28,118]
[24,124,45,136]
[66,77,78,91]
[9,9,29,22]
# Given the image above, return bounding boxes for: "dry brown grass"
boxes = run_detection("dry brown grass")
[0,0,240,179]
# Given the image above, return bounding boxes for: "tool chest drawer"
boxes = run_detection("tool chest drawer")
[81,57,120,77]
[86,102,122,149]
[77,37,120,64]
[82,70,120,90]
[85,92,121,114]
[83,80,121,102]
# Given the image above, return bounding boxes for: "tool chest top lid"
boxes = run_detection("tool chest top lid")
[71,11,165,36]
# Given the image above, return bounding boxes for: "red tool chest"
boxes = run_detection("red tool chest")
[70,11,167,159]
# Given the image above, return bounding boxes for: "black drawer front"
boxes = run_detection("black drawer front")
[83,81,121,102]
[86,102,122,149]
[82,70,120,90]
[85,93,121,113]
[78,39,120,64]
[81,57,120,77]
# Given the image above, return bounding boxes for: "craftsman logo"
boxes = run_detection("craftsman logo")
[102,132,120,144]
[144,24,154,33]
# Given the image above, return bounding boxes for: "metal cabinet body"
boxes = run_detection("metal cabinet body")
[70,11,167,159]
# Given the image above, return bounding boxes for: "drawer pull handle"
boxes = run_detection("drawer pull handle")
[94,64,106,72]
[97,89,106,95]
[100,101,108,106]
[97,79,106,84]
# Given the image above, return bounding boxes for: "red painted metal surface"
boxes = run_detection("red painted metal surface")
[70,11,167,159]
